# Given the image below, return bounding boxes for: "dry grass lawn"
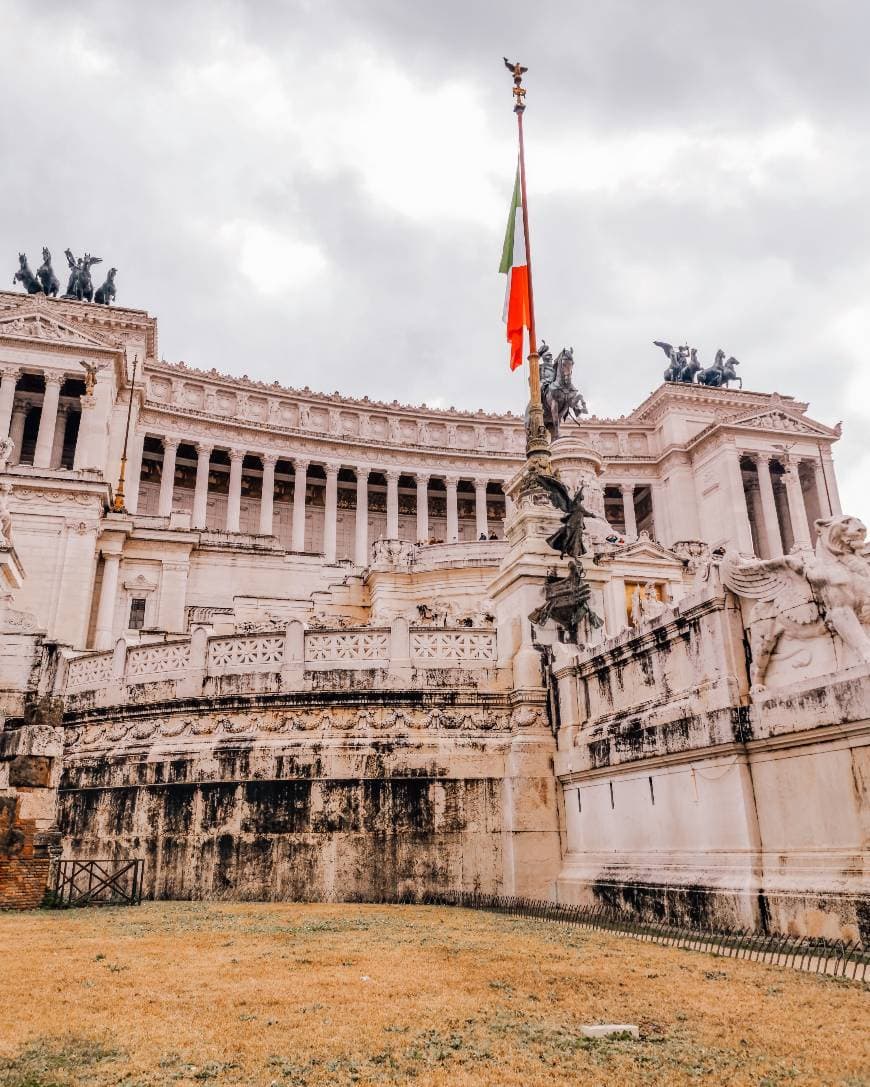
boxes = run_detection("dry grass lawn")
[0,902,867,1086]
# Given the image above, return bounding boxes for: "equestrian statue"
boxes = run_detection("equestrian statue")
[63,249,102,302]
[653,341,742,388]
[532,342,588,441]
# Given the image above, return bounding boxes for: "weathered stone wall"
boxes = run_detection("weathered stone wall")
[59,691,560,902]
[554,585,870,942]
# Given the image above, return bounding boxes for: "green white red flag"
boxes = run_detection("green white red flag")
[499,167,529,371]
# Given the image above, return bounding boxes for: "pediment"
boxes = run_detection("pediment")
[605,536,684,566]
[728,408,836,438]
[0,312,112,350]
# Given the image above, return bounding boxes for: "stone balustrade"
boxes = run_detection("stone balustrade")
[59,621,501,706]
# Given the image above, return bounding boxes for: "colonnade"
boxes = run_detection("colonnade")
[140,437,505,563]
[737,450,836,557]
[0,366,83,469]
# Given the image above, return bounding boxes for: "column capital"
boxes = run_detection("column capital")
[473,477,488,492]
[228,447,246,465]
[163,436,180,453]
[293,457,309,473]
[415,472,430,486]
[385,467,401,483]
[0,366,20,381]
[355,465,370,481]
[444,475,459,489]
[195,442,213,457]
[324,462,340,480]
[619,481,635,495]
[43,372,65,390]
[753,451,774,466]
[261,452,279,469]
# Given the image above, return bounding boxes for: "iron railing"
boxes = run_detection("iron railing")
[51,859,144,908]
[418,892,869,983]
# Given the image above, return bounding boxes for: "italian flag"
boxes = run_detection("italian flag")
[499,168,529,371]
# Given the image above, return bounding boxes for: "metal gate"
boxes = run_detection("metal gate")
[51,859,144,907]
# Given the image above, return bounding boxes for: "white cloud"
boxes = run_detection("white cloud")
[219,221,328,295]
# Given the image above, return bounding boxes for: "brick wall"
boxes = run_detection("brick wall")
[0,797,51,909]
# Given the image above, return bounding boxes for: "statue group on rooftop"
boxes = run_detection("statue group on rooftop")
[654,340,742,388]
[13,248,117,305]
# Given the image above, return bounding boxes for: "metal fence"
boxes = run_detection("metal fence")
[51,859,144,908]
[419,891,869,983]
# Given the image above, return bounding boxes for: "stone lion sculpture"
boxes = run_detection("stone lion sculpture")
[721,515,870,692]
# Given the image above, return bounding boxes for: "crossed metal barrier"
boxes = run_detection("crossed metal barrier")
[51,859,144,908]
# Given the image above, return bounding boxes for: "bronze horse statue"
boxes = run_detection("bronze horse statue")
[37,248,60,297]
[538,346,588,441]
[13,253,43,294]
[697,349,742,388]
[654,340,699,383]
[63,249,102,301]
[94,267,117,305]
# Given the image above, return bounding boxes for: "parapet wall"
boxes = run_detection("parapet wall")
[554,585,870,942]
[56,621,561,903]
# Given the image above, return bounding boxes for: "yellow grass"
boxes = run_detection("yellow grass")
[0,903,867,1086]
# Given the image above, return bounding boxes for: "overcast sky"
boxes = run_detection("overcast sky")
[2,1,868,511]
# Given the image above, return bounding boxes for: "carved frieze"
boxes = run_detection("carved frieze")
[64,702,514,752]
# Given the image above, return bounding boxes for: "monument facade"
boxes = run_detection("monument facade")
[0,289,865,943]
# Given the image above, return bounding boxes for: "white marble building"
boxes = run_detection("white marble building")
[2,288,866,932]
[0,290,843,652]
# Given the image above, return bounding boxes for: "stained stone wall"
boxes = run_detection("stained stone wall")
[553,582,870,942]
[58,692,560,902]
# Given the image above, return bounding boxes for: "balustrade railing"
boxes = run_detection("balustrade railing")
[61,621,500,697]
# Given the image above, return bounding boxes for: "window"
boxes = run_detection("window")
[128,598,146,630]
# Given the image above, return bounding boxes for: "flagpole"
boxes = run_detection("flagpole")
[112,354,138,514]
[506,59,549,463]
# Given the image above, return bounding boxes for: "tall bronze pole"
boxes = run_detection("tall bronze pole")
[506,59,549,463]
[112,354,138,514]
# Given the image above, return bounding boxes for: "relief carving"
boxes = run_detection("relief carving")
[721,515,870,692]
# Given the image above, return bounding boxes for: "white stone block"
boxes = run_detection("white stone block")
[581,1024,639,1040]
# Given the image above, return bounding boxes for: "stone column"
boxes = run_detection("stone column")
[158,438,179,517]
[744,480,766,557]
[724,444,754,554]
[9,404,27,465]
[51,404,68,468]
[474,479,489,538]
[386,469,400,538]
[813,459,832,518]
[754,455,782,557]
[820,452,842,515]
[355,467,369,565]
[226,448,245,532]
[323,463,339,561]
[783,458,812,549]
[192,443,212,529]
[291,458,308,551]
[446,476,459,542]
[259,453,277,535]
[415,473,429,542]
[94,551,121,650]
[34,373,63,469]
[649,481,668,545]
[620,483,637,539]
[0,367,20,437]
[125,431,145,515]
